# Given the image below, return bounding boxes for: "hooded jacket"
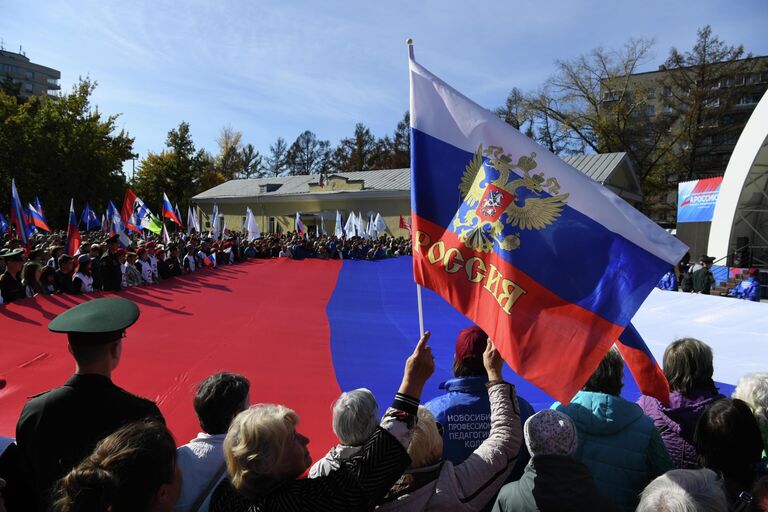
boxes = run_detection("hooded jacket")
[637,389,724,469]
[553,391,672,511]
[492,455,618,512]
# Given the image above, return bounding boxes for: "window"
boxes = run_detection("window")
[602,91,619,102]
[704,98,720,109]
[662,86,673,97]
[738,94,760,106]
[46,77,58,86]
[646,89,656,100]
[24,70,33,80]
[268,217,276,234]
[646,105,656,116]
[663,104,673,114]
[721,133,739,145]
[701,136,713,146]
[205,221,211,228]
[0,64,19,74]
[24,82,32,92]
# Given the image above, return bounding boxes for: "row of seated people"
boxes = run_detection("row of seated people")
[0,299,766,511]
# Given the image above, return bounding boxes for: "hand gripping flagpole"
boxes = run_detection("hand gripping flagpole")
[407,37,425,338]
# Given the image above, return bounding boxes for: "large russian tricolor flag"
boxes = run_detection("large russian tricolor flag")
[408,49,686,403]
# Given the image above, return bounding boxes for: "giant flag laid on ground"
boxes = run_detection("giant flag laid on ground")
[408,48,687,403]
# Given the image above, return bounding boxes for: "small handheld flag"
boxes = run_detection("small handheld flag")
[10,179,30,244]
[295,212,305,235]
[162,193,183,227]
[80,202,101,231]
[0,212,8,233]
[335,210,344,238]
[65,199,82,257]
[399,215,412,234]
[27,203,51,232]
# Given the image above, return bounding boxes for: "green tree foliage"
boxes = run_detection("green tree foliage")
[267,137,289,177]
[0,78,134,228]
[332,123,381,172]
[215,126,244,180]
[133,122,217,211]
[286,130,330,175]
[237,143,266,179]
[663,25,755,180]
[374,111,411,170]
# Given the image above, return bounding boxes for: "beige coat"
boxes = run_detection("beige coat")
[376,382,522,512]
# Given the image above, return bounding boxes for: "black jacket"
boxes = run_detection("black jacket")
[0,271,24,303]
[99,251,123,291]
[211,427,410,512]
[15,373,163,511]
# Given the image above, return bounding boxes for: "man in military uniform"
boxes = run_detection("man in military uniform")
[15,297,163,511]
[98,234,123,292]
[0,249,26,303]
[692,255,716,295]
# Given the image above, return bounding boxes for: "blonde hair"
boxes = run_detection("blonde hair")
[224,404,299,498]
[407,406,443,468]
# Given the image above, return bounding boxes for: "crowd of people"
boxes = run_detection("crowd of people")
[1,296,768,512]
[0,230,413,305]
[657,252,763,301]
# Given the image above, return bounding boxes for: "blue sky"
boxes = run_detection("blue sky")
[2,1,767,176]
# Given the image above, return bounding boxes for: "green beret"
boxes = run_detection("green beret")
[0,248,24,260]
[49,298,140,335]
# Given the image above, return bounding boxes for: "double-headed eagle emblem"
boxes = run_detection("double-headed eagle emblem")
[452,144,569,253]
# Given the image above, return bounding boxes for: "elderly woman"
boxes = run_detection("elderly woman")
[553,347,672,511]
[733,373,768,460]
[309,388,379,478]
[637,338,725,469]
[210,332,436,512]
[493,410,616,512]
[376,339,522,512]
[636,469,727,512]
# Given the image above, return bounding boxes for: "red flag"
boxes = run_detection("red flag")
[65,199,82,257]
[399,215,411,233]
[121,188,141,233]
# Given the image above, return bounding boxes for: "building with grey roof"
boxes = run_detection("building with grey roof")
[191,152,641,236]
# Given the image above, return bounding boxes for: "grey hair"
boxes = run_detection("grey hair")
[733,372,768,440]
[332,388,379,447]
[637,469,727,512]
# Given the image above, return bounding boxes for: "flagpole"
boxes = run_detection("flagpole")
[406,37,424,337]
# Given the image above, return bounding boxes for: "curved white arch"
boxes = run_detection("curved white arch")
[708,91,768,263]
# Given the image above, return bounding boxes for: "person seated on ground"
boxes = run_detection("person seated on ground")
[184,245,197,273]
[54,254,76,294]
[637,337,725,469]
[729,268,762,302]
[157,248,171,280]
[552,347,673,511]
[175,372,250,512]
[0,248,26,303]
[636,468,727,512]
[492,409,616,512]
[210,331,436,512]
[733,372,768,470]
[377,339,522,512]
[694,398,763,507]
[426,326,534,480]
[22,261,43,298]
[167,244,183,277]
[71,254,94,294]
[656,266,678,291]
[308,388,379,478]
[124,252,143,287]
[40,264,56,295]
[136,247,155,284]
[47,246,63,270]
[52,420,181,512]
[15,298,164,511]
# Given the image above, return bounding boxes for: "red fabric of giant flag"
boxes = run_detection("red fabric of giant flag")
[65,199,82,257]
[408,50,686,403]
